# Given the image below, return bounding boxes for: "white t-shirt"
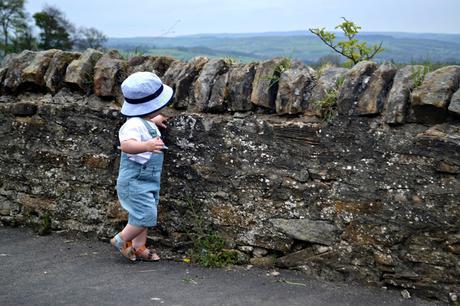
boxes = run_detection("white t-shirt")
[119,117,162,164]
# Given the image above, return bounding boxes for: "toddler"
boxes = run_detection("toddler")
[110,71,174,261]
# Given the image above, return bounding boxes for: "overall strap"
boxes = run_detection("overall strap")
[140,118,158,138]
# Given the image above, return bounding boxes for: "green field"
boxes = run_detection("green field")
[106,31,460,65]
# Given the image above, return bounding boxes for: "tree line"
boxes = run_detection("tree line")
[0,0,107,57]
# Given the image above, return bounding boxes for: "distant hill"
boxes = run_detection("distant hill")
[106,31,460,64]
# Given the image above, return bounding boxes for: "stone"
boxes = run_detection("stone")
[232,249,250,264]
[152,56,175,76]
[0,201,11,216]
[238,245,254,253]
[252,247,268,258]
[411,65,460,123]
[384,65,426,125]
[275,64,316,115]
[448,88,460,116]
[207,72,229,113]
[355,62,397,116]
[0,53,17,84]
[308,66,348,115]
[271,219,339,245]
[276,247,315,268]
[249,256,275,267]
[373,251,395,266]
[163,56,208,109]
[401,290,411,299]
[128,55,174,76]
[106,201,128,221]
[251,58,286,110]
[93,50,128,98]
[10,102,37,116]
[227,63,256,112]
[21,49,59,87]
[3,50,37,92]
[193,58,229,112]
[44,50,81,93]
[436,161,459,174]
[65,48,104,93]
[336,61,378,115]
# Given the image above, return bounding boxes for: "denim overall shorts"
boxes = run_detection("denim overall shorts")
[116,119,164,227]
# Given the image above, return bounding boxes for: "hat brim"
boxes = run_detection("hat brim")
[120,84,174,117]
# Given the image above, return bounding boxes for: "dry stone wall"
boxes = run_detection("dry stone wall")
[0,49,459,302]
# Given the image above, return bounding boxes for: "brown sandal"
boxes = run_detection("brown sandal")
[110,238,136,262]
[134,245,160,262]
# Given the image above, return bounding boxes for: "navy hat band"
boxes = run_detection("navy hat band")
[124,84,164,104]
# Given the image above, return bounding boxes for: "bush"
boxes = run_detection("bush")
[309,18,384,67]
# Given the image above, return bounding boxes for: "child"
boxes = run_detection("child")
[110,71,174,261]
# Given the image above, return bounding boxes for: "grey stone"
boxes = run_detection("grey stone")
[0,54,17,86]
[252,247,268,258]
[21,49,59,87]
[128,55,174,76]
[207,71,229,113]
[384,65,426,125]
[3,50,37,92]
[251,58,286,110]
[249,256,276,267]
[276,247,316,268]
[308,66,348,115]
[193,58,229,112]
[337,61,378,115]
[356,62,397,116]
[163,56,208,109]
[411,65,460,123]
[275,64,316,115]
[93,50,128,98]
[448,88,460,116]
[10,102,37,116]
[65,48,104,93]
[44,50,81,93]
[271,219,339,245]
[401,290,411,299]
[227,63,256,112]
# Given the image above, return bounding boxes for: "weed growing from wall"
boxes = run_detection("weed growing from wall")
[185,198,237,268]
[411,65,430,89]
[312,88,339,124]
[311,76,344,124]
[266,57,292,90]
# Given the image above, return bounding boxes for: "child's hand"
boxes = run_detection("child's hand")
[150,114,168,129]
[144,137,164,153]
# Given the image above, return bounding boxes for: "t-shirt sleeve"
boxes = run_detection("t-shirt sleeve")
[119,120,142,143]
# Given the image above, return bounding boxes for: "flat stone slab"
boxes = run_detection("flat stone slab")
[271,218,339,245]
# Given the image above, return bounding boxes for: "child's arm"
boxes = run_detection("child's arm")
[120,137,164,154]
[149,113,168,129]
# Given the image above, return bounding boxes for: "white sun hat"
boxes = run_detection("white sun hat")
[120,72,174,117]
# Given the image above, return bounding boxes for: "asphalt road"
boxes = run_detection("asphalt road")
[0,226,439,306]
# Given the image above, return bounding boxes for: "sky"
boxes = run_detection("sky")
[25,0,460,38]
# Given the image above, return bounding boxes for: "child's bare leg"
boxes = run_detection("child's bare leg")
[132,228,147,249]
[110,224,144,261]
[131,227,160,261]
[119,224,145,242]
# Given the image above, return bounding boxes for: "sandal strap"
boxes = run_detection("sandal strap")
[134,245,147,256]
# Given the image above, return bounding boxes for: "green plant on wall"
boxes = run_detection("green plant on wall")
[411,65,430,89]
[266,57,292,89]
[311,76,344,124]
[185,198,237,268]
[309,18,384,67]
[312,88,339,124]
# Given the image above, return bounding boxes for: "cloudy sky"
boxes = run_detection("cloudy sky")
[25,0,460,37]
